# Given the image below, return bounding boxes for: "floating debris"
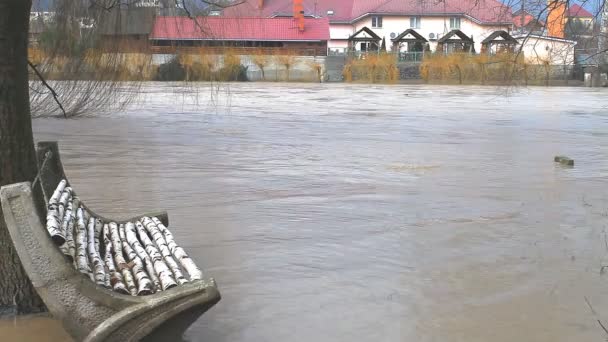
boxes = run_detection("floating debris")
[554,155,574,166]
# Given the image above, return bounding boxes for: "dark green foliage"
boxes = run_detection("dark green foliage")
[155,58,186,81]
[235,65,249,81]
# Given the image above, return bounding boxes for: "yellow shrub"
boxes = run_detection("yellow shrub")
[252,48,271,81]
[274,51,297,81]
[420,52,528,85]
[306,60,324,82]
[343,53,399,83]
[220,50,242,81]
[343,63,353,82]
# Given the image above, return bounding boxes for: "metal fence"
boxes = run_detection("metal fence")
[397,52,424,62]
[328,49,425,63]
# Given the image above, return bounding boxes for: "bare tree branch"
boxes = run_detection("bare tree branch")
[180,0,195,19]
[28,60,67,118]
[584,296,608,337]
[196,0,245,9]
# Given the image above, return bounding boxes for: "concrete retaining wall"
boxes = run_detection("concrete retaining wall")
[152,54,326,82]
[240,55,326,82]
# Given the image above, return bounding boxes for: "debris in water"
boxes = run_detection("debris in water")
[554,155,574,166]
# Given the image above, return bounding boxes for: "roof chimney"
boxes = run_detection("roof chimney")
[258,0,264,9]
[546,0,566,38]
[293,0,304,31]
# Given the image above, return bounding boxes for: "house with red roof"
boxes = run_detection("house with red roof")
[149,16,330,55]
[512,9,545,34]
[566,4,593,20]
[565,4,594,38]
[219,0,513,54]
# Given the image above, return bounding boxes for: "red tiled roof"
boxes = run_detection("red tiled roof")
[566,4,593,18]
[222,0,354,22]
[222,0,512,24]
[349,0,512,24]
[512,12,544,28]
[150,16,330,41]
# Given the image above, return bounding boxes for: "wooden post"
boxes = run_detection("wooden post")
[118,224,153,295]
[46,180,67,244]
[75,207,93,280]
[57,186,72,229]
[93,219,110,288]
[141,217,187,285]
[56,186,71,256]
[152,217,203,280]
[59,199,75,260]
[134,221,177,291]
[108,222,137,295]
[87,218,107,287]
[102,223,129,294]
[125,222,161,292]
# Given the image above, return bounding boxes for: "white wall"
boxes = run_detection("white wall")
[343,15,510,53]
[515,36,576,65]
[328,24,354,52]
[330,24,354,40]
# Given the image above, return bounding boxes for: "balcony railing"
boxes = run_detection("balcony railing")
[330,50,426,62]
[398,51,424,62]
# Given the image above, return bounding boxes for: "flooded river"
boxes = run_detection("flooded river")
[11,83,608,341]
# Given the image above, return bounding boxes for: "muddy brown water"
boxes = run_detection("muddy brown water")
[4,83,608,341]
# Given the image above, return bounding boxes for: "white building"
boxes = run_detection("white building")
[513,34,577,65]
[222,0,514,54]
[347,15,511,54]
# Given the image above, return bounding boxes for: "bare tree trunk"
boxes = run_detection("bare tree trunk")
[0,0,46,315]
[454,65,463,85]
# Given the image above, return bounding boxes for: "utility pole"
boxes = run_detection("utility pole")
[520,0,525,33]
[600,0,608,63]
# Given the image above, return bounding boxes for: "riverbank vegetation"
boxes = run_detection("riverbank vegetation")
[29,47,325,83]
[420,52,567,86]
[341,52,571,86]
[342,54,400,83]
[29,48,249,82]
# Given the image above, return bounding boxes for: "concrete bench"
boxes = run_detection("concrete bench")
[0,142,220,341]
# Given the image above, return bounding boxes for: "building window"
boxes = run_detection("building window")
[372,16,383,28]
[450,17,461,29]
[410,16,421,29]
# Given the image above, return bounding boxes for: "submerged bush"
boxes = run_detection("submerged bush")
[156,53,248,82]
[156,57,186,81]
[235,65,249,81]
